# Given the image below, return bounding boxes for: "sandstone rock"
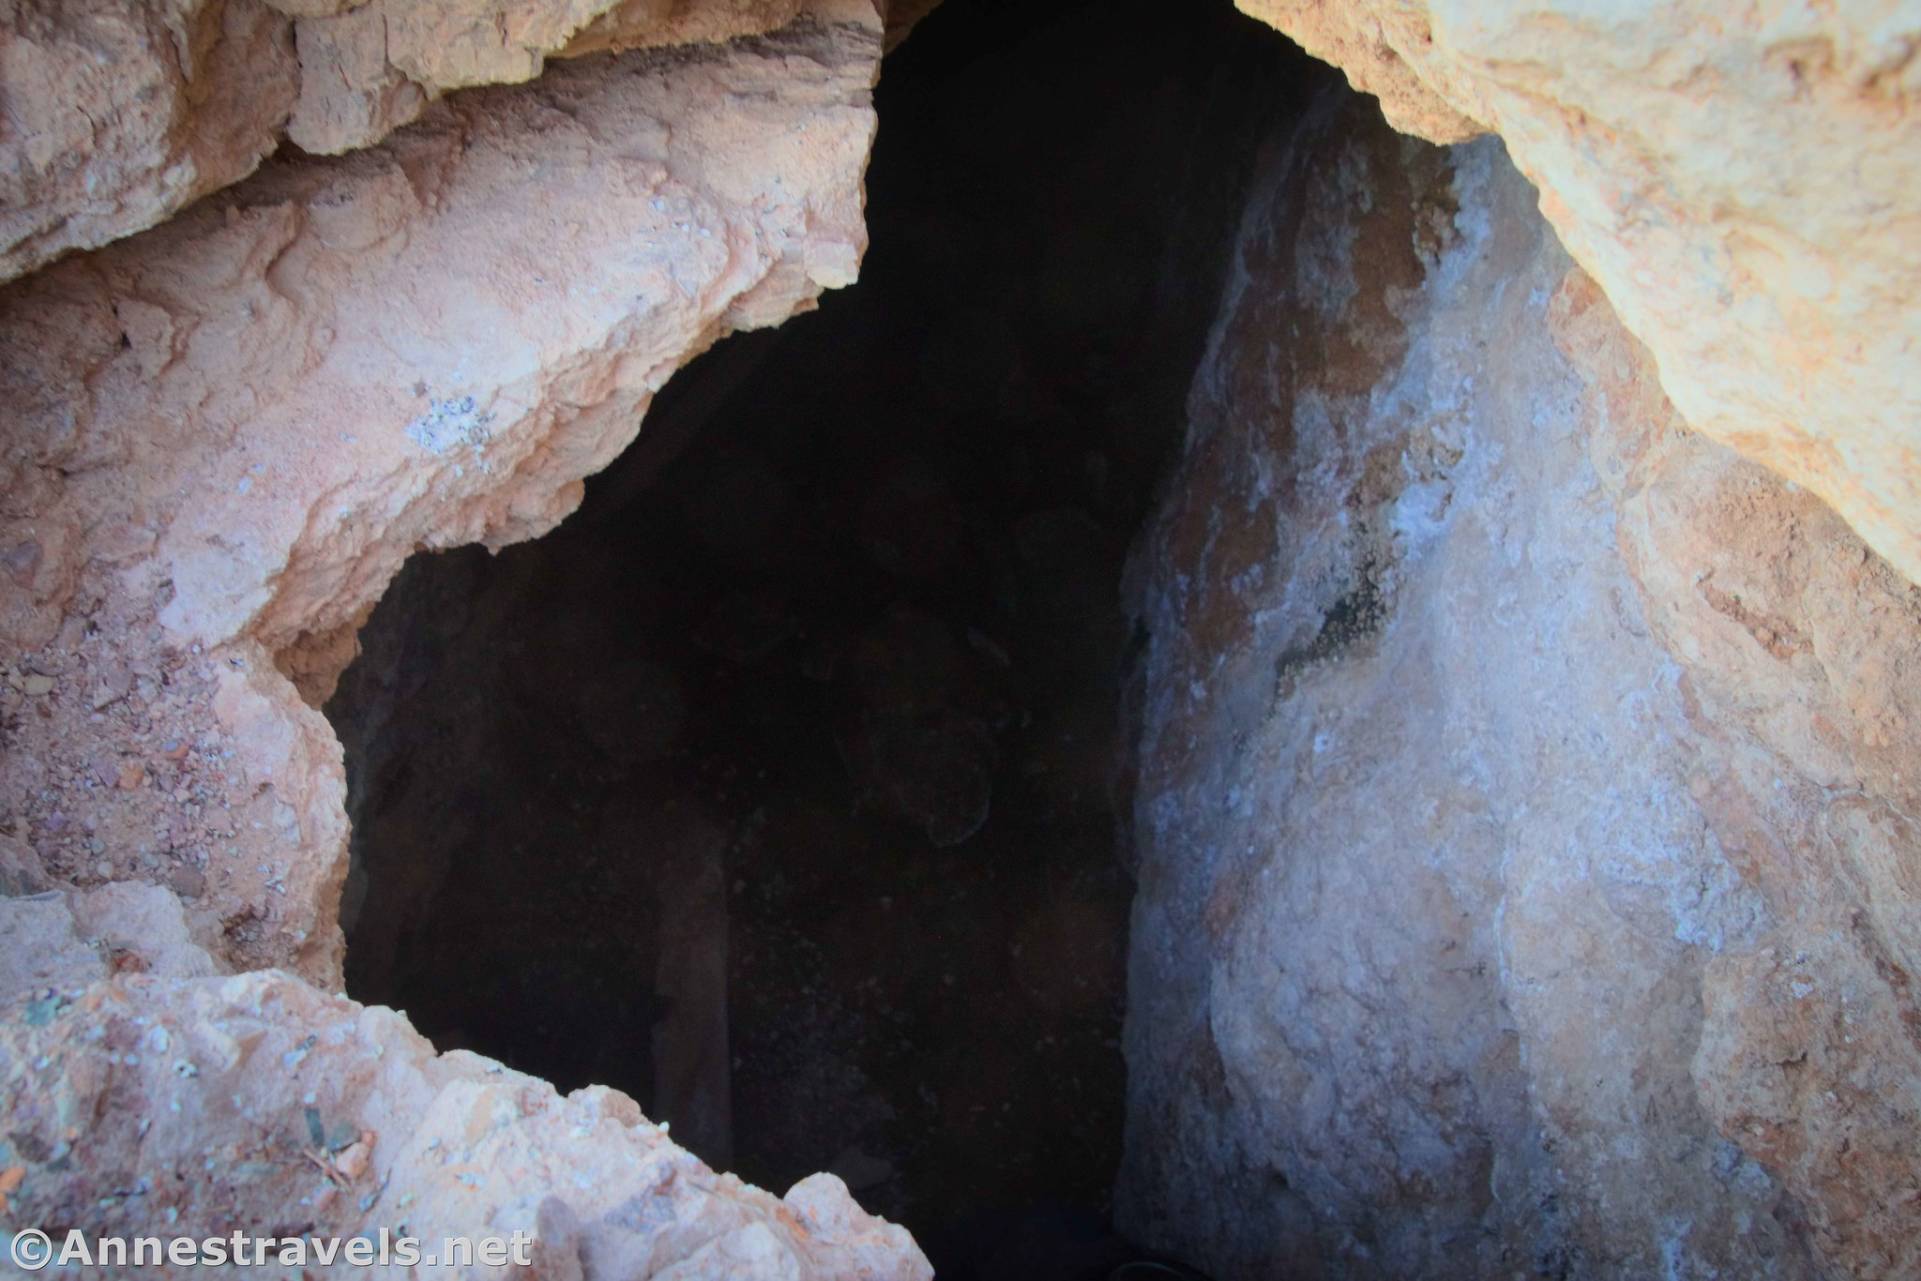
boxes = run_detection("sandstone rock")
[1117,88,1920,1281]
[1556,264,1921,1281]
[67,882,227,979]
[1238,0,1921,588]
[0,969,930,1279]
[0,895,106,996]
[0,880,220,997]
[2,3,1914,1276]
[0,0,299,284]
[0,1,919,282]
[281,0,821,155]
[881,0,941,51]
[9,0,1917,609]
[0,0,880,983]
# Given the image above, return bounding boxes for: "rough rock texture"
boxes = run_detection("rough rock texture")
[0,14,934,1268]
[0,0,880,987]
[281,0,819,155]
[0,0,299,288]
[1239,0,1921,590]
[15,0,1916,600]
[0,902,929,1279]
[880,0,940,51]
[0,0,899,282]
[322,7,1294,1255]
[1117,91,1921,1281]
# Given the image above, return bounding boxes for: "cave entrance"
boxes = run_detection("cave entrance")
[327,2,1319,1274]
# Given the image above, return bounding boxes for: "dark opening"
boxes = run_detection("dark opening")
[327,2,1322,1275]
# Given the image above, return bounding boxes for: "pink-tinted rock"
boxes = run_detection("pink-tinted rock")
[0,969,930,1279]
[0,0,297,283]
[1117,87,1921,1281]
[0,0,887,280]
[0,0,880,985]
[1238,0,1921,589]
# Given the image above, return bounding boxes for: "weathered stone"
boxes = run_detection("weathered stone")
[1117,88,1921,1281]
[8,0,1915,605]
[1,3,1916,1276]
[0,0,886,280]
[281,0,821,154]
[0,0,298,284]
[1239,0,1921,588]
[0,969,930,1279]
[0,0,880,984]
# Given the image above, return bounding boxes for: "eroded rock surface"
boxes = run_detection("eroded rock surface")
[0,0,889,282]
[15,0,1914,604]
[0,913,929,1279]
[3,2,1917,1276]
[1118,90,1921,1281]
[1240,0,1921,589]
[0,0,298,285]
[0,8,919,1269]
[280,0,821,155]
[1,0,879,984]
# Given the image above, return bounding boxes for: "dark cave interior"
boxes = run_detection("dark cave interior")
[327,2,1325,1275]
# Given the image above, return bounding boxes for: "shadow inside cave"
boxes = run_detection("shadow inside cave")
[327,2,1327,1274]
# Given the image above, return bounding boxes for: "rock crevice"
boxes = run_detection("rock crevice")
[1117,77,1921,1281]
[0,7,938,1274]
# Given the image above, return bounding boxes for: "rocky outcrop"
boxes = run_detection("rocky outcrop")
[279,0,818,155]
[0,896,929,1279]
[1239,0,1921,590]
[1,0,879,984]
[0,8,935,1269]
[3,1,1917,1276]
[1117,89,1921,1281]
[0,0,299,287]
[0,0,887,283]
[26,0,1910,599]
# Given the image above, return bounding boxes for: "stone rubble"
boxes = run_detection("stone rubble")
[0,904,928,1279]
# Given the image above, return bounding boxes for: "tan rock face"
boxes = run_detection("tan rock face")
[1238,0,1921,589]
[1117,88,1921,1281]
[0,9,932,1269]
[0,0,880,985]
[0,0,298,285]
[0,950,929,1279]
[0,0,883,281]
[281,0,820,155]
[2,2,1915,1275]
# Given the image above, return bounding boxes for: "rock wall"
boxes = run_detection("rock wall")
[0,6,933,1274]
[0,889,927,1279]
[1116,88,1921,1280]
[14,1,1917,598]
[1238,0,1921,594]
[2,0,1918,1276]
[1,0,879,986]
[0,0,909,283]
